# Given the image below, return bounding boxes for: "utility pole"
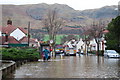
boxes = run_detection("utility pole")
[28,21,30,47]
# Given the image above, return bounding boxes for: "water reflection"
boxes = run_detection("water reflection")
[7,56,120,78]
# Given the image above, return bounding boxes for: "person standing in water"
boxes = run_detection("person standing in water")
[43,47,50,61]
[78,48,81,57]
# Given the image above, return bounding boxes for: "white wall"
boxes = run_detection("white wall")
[65,38,106,53]
[0,31,1,36]
[77,38,106,52]
[76,38,84,52]
[10,28,26,41]
[90,39,97,51]
[90,38,106,51]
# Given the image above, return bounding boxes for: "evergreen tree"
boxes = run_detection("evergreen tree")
[106,16,120,52]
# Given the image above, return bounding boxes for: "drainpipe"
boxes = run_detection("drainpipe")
[102,41,104,51]
[28,22,30,47]
[5,32,8,42]
[5,34,8,42]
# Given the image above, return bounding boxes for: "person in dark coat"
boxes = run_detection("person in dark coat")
[43,48,50,61]
[78,48,81,57]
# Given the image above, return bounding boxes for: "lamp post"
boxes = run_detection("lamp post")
[28,21,30,47]
[86,39,90,56]
[50,40,54,57]
[83,35,90,55]
[100,37,104,51]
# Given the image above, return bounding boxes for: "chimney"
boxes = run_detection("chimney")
[7,19,12,25]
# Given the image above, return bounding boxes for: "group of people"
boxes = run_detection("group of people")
[42,47,84,61]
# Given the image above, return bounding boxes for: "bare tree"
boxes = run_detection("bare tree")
[61,35,77,44]
[43,8,64,57]
[88,21,105,56]
[81,26,91,55]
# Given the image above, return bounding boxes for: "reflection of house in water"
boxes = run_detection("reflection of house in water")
[0,19,39,47]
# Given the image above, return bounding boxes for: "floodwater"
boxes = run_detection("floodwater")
[7,55,120,78]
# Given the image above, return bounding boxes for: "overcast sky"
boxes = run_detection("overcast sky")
[0,0,120,10]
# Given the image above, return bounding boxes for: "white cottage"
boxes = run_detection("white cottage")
[76,38,84,52]
[64,37,107,55]
[76,38,107,54]
[89,38,107,51]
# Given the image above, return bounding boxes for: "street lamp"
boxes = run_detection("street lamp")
[83,35,90,55]
[49,40,53,56]
[86,40,90,56]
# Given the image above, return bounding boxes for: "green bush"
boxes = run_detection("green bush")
[1,48,40,61]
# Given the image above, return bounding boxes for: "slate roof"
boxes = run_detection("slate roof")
[2,25,17,35]
[2,25,27,35]
[19,37,38,43]
[0,36,20,44]
[103,29,109,33]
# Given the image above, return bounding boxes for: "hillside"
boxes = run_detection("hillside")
[2,3,118,29]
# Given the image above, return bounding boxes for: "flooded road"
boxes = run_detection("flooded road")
[7,55,120,78]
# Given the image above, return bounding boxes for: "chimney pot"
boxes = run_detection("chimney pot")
[7,19,12,25]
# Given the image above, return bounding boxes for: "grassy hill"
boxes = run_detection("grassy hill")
[2,4,118,28]
[1,3,118,42]
[43,34,80,44]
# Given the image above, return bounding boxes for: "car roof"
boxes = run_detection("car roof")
[106,50,117,53]
[106,50,115,51]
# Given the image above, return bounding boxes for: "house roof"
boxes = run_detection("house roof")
[19,37,38,43]
[2,24,27,35]
[103,29,109,33]
[19,37,28,43]
[2,25,17,35]
[18,27,27,34]
[0,26,2,32]
[0,36,38,45]
[8,36,20,44]
[0,36,20,44]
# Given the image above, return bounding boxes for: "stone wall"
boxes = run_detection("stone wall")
[0,60,28,79]
[0,60,15,79]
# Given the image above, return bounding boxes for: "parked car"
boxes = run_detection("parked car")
[55,49,61,54]
[104,50,120,58]
[55,49,64,54]
[65,49,76,56]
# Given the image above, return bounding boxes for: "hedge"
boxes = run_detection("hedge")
[1,48,40,61]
